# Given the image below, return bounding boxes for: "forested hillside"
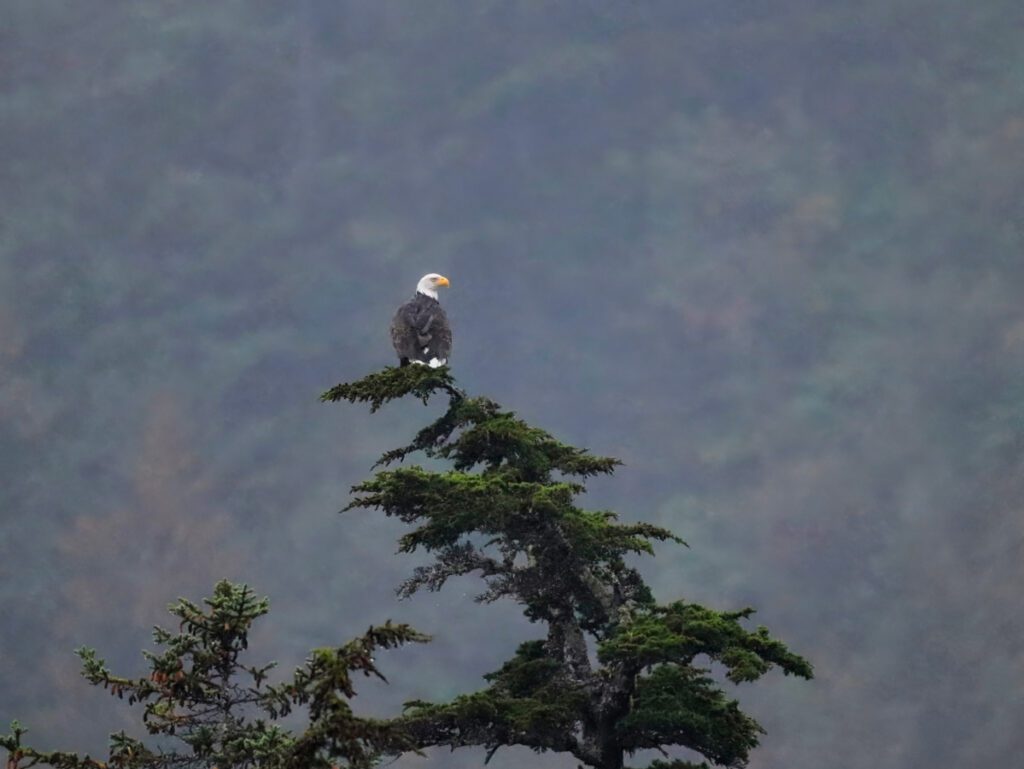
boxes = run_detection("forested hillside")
[2,3,1022,767]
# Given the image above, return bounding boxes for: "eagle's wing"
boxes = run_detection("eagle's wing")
[390,303,419,361]
[413,306,447,355]
[425,304,451,363]
[391,299,450,364]
[415,312,436,346]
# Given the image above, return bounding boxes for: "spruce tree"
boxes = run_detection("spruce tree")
[2,581,426,769]
[324,367,813,769]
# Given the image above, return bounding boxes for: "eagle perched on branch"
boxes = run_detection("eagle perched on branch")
[390,273,452,368]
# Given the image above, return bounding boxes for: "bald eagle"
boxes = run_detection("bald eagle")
[390,273,452,368]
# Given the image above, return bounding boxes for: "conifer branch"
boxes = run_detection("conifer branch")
[320,365,463,412]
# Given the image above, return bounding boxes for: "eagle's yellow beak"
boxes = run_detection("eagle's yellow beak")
[436,276,450,287]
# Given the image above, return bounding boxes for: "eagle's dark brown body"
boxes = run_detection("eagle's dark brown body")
[390,291,452,367]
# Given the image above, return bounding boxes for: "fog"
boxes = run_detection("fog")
[2,3,1023,767]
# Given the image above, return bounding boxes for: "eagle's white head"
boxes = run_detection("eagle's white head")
[416,273,450,300]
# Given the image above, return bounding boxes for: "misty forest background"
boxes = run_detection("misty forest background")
[3,2,1023,767]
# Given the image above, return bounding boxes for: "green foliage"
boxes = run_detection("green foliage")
[2,581,427,769]
[628,760,710,769]
[599,602,814,683]
[618,665,761,765]
[402,641,587,759]
[320,365,461,413]
[332,369,812,768]
[399,395,624,481]
[334,370,677,622]
[1,722,109,769]
[276,623,429,766]
[326,368,622,480]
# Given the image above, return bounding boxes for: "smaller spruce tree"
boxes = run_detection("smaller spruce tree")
[324,366,813,769]
[2,580,427,769]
